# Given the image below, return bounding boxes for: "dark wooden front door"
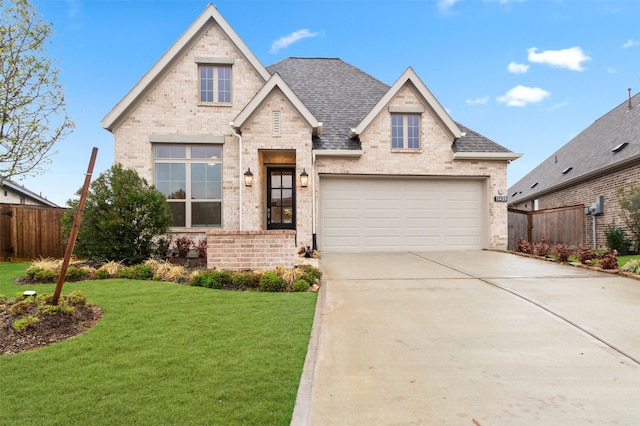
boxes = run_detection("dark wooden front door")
[267,168,296,230]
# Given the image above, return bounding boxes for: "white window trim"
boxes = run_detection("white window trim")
[154,144,223,228]
[391,113,421,150]
[198,64,232,105]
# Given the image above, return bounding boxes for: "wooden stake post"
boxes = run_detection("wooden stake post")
[51,147,98,305]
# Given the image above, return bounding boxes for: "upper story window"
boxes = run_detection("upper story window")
[391,113,420,149]
[154,144,223,228]
[199,65,231,103]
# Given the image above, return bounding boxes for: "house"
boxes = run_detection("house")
[508,91,640,248]
[101,4,520,270]
[0,179,59,207]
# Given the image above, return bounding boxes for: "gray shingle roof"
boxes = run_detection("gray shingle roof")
[267,58,388,150]
[267,57,511,153]
[508,92,640,203]
[453,123,511,153]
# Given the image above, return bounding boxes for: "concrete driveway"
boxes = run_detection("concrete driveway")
[292,251,640,426]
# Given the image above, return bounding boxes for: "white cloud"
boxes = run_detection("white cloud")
[466,96,489,105]
[507,62,529,73]
[623,39,639,48]
[497,85,550,107]
[270,29,320,54]
[527,46,591,71]
[438,0,461,11]
[607,67,618,74]
[550,99,569,110]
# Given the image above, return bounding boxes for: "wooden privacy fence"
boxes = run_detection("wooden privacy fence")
[508,205,584,250]
[0,204,66,260]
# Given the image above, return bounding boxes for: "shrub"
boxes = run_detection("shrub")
[598,250,618,269]
[13,316,39,333]
[617,185,640,251]
[259,271,287,292]
[65,265,92,281]
[605,224,632,255]
[93,269,109,280]
[116,264,154,280]
[576,245,597,264]
[97,261,123,277]
[301,265,322,283]
[62,164,172,265]
[189,270,231,289]
[293,279,310,292]
[174,236,193,258]
[196,238,207,258]
[232,272,260,289]
[151,235,171,259]
[515,238,533,254]
[533,238,551,257]
[25,266,56,282]
[551,243,573,263]
[621,259,640,274]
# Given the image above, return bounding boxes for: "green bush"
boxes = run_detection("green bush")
[25,266,56,282]
[259,272,287,292]
[232,271,260,289]
[65,265,91,281]
[293,279,310,292]
[605,224,632,255]
[93,269,109,280]
[62,164,172,265]
[301,265,322,284]
[117,264,154,280]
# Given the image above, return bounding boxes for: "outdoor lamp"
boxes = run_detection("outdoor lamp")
[244,168,254,187]
[300,169,309,187]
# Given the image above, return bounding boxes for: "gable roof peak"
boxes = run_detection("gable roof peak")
[352,67,462,139]
[101,3,269,132]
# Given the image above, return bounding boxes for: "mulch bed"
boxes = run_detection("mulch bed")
[0,303,102,355]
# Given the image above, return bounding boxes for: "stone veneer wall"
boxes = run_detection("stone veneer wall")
[207,230,296,271]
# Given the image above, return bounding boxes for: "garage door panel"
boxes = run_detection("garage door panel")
[320,177,485,252]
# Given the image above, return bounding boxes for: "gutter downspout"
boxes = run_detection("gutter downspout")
[312,151,317,250]
[231,126,243,231]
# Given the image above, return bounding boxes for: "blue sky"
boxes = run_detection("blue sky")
[16,0,640,206]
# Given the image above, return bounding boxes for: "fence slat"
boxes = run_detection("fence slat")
[0,203,65,260]
[508,205,584,249]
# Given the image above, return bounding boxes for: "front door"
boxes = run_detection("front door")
[267,167,296,230]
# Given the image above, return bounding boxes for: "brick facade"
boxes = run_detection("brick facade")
[315,84,510,249]
[206,230,296,271]
[107,6,514,264]
[511,161,640,248]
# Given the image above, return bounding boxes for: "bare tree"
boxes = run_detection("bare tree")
[0,0,74,182]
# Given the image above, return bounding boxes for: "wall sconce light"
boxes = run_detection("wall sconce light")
[300,169,309,187]
[244,168,253,187]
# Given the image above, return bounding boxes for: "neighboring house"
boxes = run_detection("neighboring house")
[508,91,640,248]
[101,4,520,269]
[0,179,59,207]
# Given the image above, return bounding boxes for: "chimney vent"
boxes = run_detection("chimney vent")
[628,88,632,110]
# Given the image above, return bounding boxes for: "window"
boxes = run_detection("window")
[391,114,420,149]
[199,65,231,103]
[154,144,222,227]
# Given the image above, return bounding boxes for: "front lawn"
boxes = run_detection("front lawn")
[0,262,316,425]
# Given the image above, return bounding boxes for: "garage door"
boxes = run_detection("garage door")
[319,176,486,252]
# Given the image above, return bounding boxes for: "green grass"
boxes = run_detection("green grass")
[0,263,317,425]
[617,254,640,268]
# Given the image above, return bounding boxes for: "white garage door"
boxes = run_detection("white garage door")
[319,176,486,252]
